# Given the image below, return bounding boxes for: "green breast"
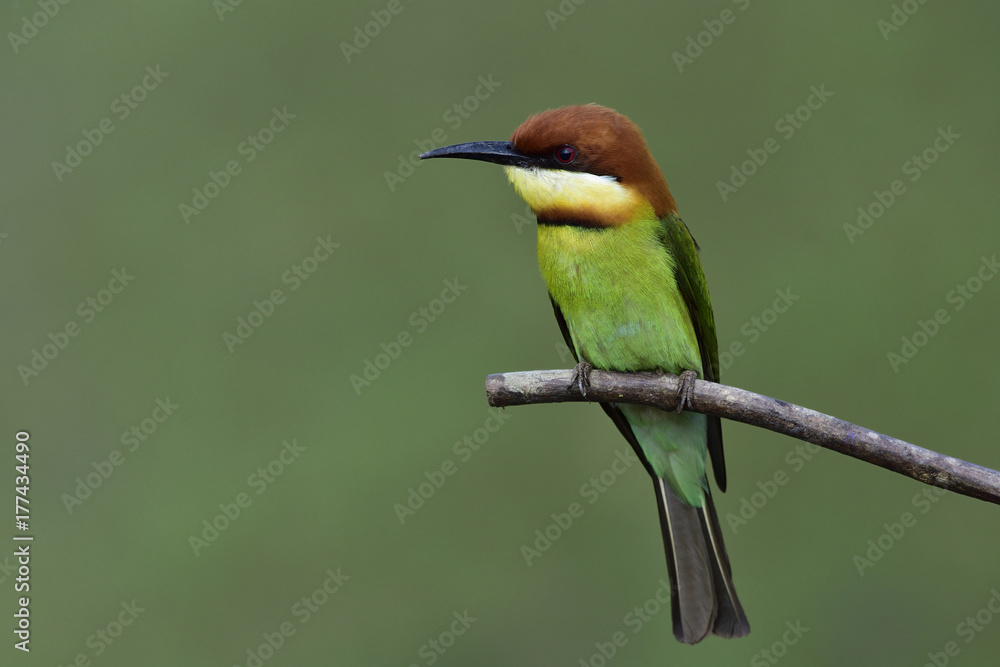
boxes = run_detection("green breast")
[536,218,701,375]
[537,217,708,501]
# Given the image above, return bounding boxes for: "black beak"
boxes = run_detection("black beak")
[419,141,540,169]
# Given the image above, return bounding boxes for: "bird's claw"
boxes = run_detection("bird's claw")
[569,361,593,399]
[675,370,698,413]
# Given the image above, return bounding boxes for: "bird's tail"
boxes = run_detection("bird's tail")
[653,477,750,643]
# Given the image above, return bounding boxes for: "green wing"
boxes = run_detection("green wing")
[659,213,727,491]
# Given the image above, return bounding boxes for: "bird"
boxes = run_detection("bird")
[420,104,749,644]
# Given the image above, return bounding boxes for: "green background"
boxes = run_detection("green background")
[3,1,999,665]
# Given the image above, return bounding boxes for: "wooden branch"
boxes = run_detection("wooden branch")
[485,369,1000,506]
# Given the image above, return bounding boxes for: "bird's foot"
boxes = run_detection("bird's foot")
[675,370,698,413]
[569,361,593,399]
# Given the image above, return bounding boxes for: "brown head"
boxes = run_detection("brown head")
[420,104,676,226]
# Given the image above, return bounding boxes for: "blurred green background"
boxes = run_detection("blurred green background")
[3,1,999,665]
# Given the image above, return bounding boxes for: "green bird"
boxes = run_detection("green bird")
[420,104,749,643]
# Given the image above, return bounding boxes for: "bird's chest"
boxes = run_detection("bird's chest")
[536,222,701,373]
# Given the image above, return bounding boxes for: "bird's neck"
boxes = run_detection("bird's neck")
[505,166,654,227]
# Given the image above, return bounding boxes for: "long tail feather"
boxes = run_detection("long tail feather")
[654,478,750,643]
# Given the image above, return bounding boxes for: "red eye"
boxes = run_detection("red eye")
[556,145,577,164]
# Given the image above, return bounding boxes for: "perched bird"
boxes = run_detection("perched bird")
[420,104,749,644]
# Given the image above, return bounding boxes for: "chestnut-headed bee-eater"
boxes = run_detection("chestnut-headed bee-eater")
[420,104,749,644]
